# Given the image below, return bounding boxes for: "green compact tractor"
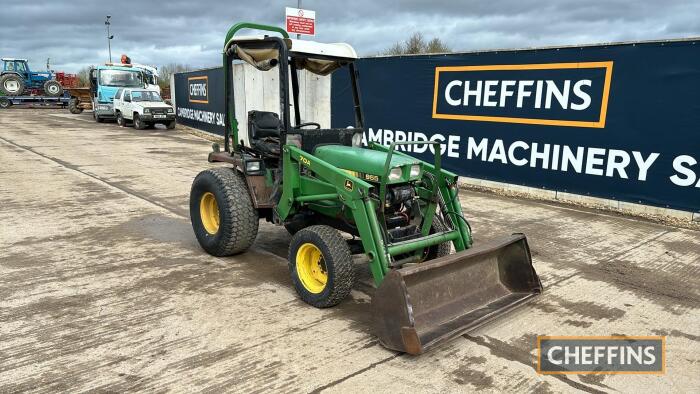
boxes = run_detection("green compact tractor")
[190,22,543,355]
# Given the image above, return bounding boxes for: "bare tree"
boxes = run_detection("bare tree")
[382,32,451,55]
[77,66,92,87]
[426,37,450,54]
[158,63,193,89]
[385,42,404,56]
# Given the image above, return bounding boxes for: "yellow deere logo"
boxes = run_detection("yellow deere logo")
[344,179,354,191]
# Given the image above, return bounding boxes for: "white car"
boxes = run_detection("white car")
[113,88,176,130]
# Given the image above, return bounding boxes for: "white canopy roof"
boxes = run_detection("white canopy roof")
[226,36,357,59]
[288,39,357,59]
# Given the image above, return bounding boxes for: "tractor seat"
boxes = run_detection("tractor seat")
[248,110,281,158]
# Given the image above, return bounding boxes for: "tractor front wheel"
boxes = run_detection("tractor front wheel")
[43,80,63,97]
[190,167,259,256]
[0,97,11,109]
[289,225,356,308]
[0,74,25,96]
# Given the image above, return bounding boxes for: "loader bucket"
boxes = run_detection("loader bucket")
[371,234,542,355]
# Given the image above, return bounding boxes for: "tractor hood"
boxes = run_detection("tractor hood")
[314,145,420,182]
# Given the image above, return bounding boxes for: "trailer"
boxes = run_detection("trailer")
[65,87,92,114]
[0,94,70,109]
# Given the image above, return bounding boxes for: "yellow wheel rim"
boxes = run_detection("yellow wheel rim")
[199,192,220,235]
[296,243,328,294]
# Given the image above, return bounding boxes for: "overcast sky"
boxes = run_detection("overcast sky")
[1,0,698,73]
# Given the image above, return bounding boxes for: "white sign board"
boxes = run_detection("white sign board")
[285,7,315,36]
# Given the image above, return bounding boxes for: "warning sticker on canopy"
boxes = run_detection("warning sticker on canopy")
[286,7,315,36]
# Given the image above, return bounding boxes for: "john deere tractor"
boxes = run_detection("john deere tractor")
[190,23,542,355]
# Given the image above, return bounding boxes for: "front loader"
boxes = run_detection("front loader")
[189,22,543,355]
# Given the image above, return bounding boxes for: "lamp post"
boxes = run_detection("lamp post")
[296,0,301,40]
[105,15,114,63]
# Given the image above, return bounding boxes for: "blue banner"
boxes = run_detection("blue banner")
[174,67,226,135]
[331,40,700,212]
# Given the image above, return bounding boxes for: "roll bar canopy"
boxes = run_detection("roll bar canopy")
[221,22,363,153]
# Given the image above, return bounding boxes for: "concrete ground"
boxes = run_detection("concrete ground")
[1,109,698,393]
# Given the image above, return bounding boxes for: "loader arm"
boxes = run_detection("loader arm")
[279,143,475,286]
[279,145,392,282]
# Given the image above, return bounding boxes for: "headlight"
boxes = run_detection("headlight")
[144,108,151,113]
[388,167,403,181]
[409,164,421,178]
[351,132,363,147]
[167,108,174,113]
[245,160,262,174]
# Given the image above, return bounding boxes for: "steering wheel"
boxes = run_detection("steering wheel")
[296,122,321,129]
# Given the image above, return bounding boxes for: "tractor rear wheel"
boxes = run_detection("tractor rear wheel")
[43,80,63,97]
[289,225,355,308]
[0,74,25,96]
[68,98,83,114]
[190,167,259,256]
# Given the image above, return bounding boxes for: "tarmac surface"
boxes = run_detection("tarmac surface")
[1,109,698,393]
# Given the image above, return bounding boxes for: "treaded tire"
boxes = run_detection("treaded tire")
[0,74,25,96]
[116,112,126,127]
[0,98,11,109]
[166,120,176,129]
[68,98,82,114]
[43,80,63,97]
[134,114,146,130]
[190,167,259,256]
[425,218,452,260]
[289,225,356,308]
[93,111,104,123]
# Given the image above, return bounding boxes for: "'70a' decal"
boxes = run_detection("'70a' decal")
[299,155,311,166]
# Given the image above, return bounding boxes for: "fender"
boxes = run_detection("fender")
[207,151,273,208]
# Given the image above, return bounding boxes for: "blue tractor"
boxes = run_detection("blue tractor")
[0,58,63,97]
